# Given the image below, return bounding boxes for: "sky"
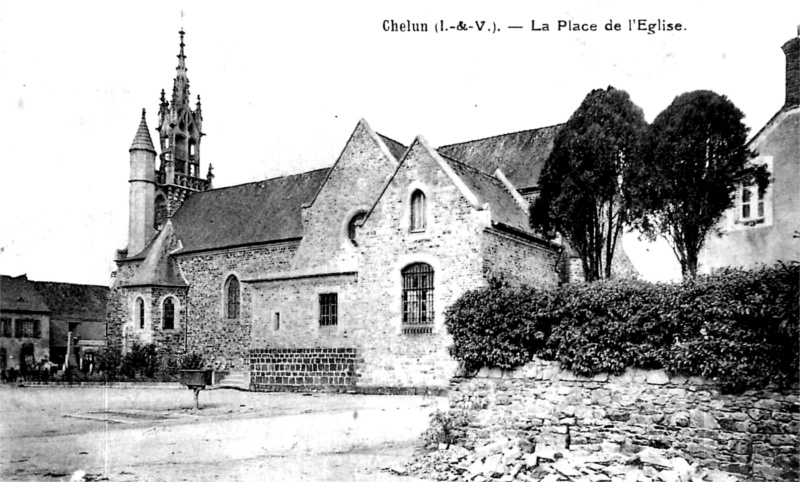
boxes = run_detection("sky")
[1,1,798,285]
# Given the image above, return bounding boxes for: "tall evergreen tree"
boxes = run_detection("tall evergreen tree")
[531,87,647,281]
[628,90,768,279]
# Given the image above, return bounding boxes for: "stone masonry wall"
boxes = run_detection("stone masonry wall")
[449,358,799,481]
[250,348,362,391]
[175,242,298,370]
[481,229,558,288]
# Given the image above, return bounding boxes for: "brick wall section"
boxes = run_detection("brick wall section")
[449,358,799,481]
[250,348,361,391]
[481,229,558,287]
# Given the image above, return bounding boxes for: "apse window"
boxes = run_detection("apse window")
[163,298,175,330]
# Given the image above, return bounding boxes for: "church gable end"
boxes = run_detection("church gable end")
[291,119,402,270]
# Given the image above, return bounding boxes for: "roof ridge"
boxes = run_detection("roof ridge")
[438,123,564,149]
[438,152,507,184]
[376,132,406,147]
[196,167,331,194]
[34,281,108,289]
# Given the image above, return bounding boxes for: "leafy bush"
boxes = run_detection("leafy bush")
[420,410,472,449]
[445,263,799,393]
[445,278,559,372]
[180,352,205,370]
[122,343,159,378]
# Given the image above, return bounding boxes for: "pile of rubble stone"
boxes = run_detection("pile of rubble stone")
[386,437,743,482]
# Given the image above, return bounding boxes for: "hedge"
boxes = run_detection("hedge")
[444,263,799,393]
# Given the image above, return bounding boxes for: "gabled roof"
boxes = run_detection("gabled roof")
[33,281,108,322]
[127,221,188,287]
[168,168,330,254]
[364,136,542,241]
[0,275,50,313]
[437,124,563,190]
[440,155,532,234]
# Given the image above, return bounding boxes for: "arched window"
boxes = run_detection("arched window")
[347,212,366,246]
[136,298,145,329]
[225,276,240,319]
[163,297,175,330]
[410,190,426,232]
[401,263,434,333]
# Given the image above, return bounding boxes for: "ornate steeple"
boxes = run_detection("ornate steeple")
[151,29,209,224]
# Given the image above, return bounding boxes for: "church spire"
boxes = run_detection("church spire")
[172,29,190,108]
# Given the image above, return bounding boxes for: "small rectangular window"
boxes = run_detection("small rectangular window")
[319,294,338,327]
[1,318,11,338]
[17,319,37,338]
[273,312,281,331]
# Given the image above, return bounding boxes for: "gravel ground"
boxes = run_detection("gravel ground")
[0,385,445,481]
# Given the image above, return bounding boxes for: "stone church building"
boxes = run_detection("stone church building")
[108,32,593,391]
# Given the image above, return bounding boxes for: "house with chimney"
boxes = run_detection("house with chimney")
[700,28,800,271]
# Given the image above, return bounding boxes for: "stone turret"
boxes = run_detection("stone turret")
[128,109,157,256]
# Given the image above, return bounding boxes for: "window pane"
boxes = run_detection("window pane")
[758,200,764,218]
[411,191,426,231]
[401,263,434,331]
[227,277,240,319]
[138,299,145,329]
[164,299,175,330]
[319,293,338,326]
[742,204,750,219]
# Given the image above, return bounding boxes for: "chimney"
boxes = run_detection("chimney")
[782,26,800,108]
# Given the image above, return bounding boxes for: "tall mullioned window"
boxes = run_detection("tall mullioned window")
[402,263,434,334]
[163,298,175,330]
[226,276,240,319]
[410,190,426,232]
[319,293,338,327]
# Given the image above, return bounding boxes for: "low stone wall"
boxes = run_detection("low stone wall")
[249,348,362,391]
[449,358,799,481]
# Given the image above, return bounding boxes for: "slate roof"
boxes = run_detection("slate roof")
[127,221,188,287]
[437,124,562,190]
[129,109,156,152]
[0,275,50,313]
[377,134,407,161]
[33,281,108,321]
[440,155,532,234]
[167,168,330,254]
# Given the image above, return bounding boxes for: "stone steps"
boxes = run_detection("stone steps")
[213,371,249,390]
